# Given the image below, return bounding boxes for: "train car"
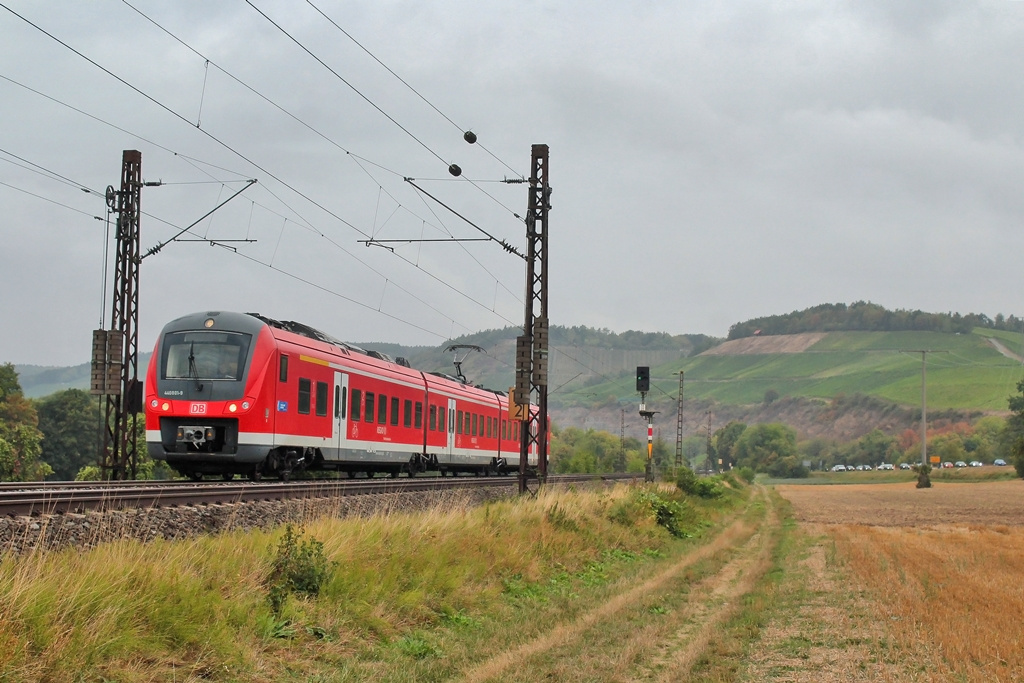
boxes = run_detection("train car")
[144,311,539,480]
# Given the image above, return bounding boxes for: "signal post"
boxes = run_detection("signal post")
[636,366,658,482]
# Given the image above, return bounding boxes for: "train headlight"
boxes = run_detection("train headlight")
[228,403,238,413]
[242,401,250,410]
[150,399,158,409]
[161,402,170,411]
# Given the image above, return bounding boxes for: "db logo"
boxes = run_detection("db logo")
[190,403,207,415]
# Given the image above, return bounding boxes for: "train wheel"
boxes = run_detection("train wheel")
[249,467,262,482]
[221,473,234,481]
[188,471,203,481]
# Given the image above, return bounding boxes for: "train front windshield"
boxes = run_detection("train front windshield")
[162,331,252,381]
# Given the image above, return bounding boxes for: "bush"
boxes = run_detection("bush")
[636,491,691,538]
[735,467,756,484]
[676,467,725,499]
[267,525,335,614]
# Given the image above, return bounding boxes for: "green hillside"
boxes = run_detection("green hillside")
[558,329,1024,412]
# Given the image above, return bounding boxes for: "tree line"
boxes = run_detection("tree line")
[728,301,1023,340]
[0,363,164,481]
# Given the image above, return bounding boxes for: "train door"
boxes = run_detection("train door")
[332,371,349,460]
[446,398,456,459]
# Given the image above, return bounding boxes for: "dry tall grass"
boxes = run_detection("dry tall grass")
[832,524,1024,681]
[0,483,690,681]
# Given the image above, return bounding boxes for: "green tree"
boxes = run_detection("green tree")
[733,423,797,473]
[0,363,51,481]
[1006,379,1024,477]
[35,389,100,480]
[713,421,747,470]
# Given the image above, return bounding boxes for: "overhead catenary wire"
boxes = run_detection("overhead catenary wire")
[0,138,491,341]
[304,0,524,181]
[3,3,539,351]
[2,7,521,326]
[7,6,527,316]
[243,0,455,173]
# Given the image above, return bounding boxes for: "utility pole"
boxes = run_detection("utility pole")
[93,150,142,480]
[618,408,627,472]
[517,144,550,494]
[901,350,940,469]
[706,410,714,473]
[920,351,927,468]
[675,371,684,473]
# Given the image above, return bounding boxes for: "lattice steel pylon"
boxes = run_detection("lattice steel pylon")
[675,371,684,469]
[517,144,550,494]
[100,150,142,480]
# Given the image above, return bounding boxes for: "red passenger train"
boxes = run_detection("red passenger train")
[144,311,538,480]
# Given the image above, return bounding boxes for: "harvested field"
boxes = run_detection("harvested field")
[776,479,1024,527]
[751,480,1024,681]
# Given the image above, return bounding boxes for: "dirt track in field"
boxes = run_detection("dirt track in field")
[462,488,778,682]
[776,479,1024,527]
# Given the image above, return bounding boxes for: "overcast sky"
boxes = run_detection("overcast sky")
[3,1,1024,367]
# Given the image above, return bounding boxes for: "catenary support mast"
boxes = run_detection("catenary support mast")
[100,150,142,480]
[517,145,551,494]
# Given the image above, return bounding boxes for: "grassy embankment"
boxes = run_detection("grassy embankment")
[0,479,757,681]
[560,329,1024,412]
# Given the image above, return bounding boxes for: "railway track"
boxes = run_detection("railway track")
[0,473,640,517]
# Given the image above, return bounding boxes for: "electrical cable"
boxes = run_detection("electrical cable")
[304,0,524,181]
[244,0,452,172]
[2,4,531,343]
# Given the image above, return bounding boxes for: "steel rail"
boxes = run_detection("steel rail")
[0,473,640,517]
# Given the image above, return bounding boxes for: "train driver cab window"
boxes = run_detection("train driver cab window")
[351,389,361,421]
[162,330,252,381]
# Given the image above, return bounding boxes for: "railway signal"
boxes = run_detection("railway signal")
[637,366,657,482]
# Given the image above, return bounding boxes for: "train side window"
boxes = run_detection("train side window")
[465,413,471,435]
[351,389,361,421]
[488,416,493,438]
[456,410,463,434]
[403,399,412,427]
[334,386,340,418]
[365,392,375,422]
[449,408,455,432]
[391,397,400,426]
[472,413,478,436]
[415,402,423,429]
[429,405,437,431]
[316,382,328,417]
[279,355,288,382]
[378,394,387,424]
[341,385,347,418]
[298,378,311,415]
